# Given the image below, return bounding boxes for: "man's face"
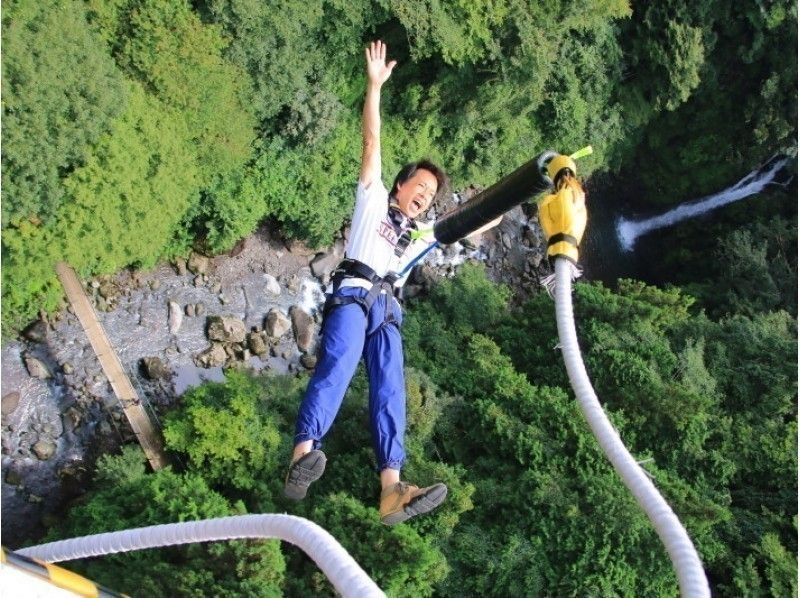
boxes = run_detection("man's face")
[395,169,438,219]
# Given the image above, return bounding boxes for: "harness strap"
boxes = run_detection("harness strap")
[547,232,579,247]
[324,259,401,326]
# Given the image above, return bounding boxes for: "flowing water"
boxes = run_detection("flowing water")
[616,155,790,251]
[581,155,793,285]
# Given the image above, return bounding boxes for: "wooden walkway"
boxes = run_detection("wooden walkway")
[55,262,167,470]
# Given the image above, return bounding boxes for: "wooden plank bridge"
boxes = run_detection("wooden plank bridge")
[55,262,167,470]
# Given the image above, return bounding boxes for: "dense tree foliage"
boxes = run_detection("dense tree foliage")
[45,445,286,596]
[43,262,795,595]
[4,0,793,330]
[1,0,127,226]
[616,0,797,202]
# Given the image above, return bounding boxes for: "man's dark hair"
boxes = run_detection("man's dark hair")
[390,159,449,205]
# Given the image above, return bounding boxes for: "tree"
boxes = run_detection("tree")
[45,446,285,596]
[1,0,127,225]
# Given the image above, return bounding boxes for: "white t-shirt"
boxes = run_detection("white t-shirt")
[341,179,435,290]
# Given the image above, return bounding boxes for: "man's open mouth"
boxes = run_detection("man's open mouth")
[411,199,423,211]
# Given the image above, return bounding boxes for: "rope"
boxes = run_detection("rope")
[552,257,710,597]
[16,514,386,598]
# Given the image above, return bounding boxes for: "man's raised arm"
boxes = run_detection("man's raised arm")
[360,40,396,189]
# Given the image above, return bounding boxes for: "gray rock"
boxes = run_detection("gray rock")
[63,407,81,433]
[5,468,23,486]
[168,301,183,334]
[194,275,204,287]
[207,315,246,343]
[22,320,49,343]
[264,274,281,296]
[62,362,74,375]
[141,356,171,380]
[310,251,341,282]
[265,309,292,339]
[290,306,316,353]
[32,439,57,461]
[187,252,210,275]
[247,332,269,356]
[150,279,161,291]
[98,281,116,300]
[196,344,228,368]
[285,274,302,294]
[195,303,206,316]
[174,258,188,276]
[185,304,196,317]
[411,264,439,289]
[24,354,51,379]
[2,392,20,416]
[300,354,318,369]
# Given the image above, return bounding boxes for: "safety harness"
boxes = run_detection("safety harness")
[322,204,418,325]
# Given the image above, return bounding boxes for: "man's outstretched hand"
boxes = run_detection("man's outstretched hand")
[365,40,396,86]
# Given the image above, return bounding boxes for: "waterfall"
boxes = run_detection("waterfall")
[616,155,791,251]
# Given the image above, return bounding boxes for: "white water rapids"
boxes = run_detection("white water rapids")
[616,155,791,251]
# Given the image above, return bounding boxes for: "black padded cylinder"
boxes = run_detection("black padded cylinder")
[433,151,556,244]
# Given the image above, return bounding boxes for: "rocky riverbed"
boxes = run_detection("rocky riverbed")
[1,199,550,546]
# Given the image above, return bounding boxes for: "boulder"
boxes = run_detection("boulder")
[174,258,188,276]
[141,357,171,380]
[187,252,210,275]
[168,301,183,334]
[265,309,291,339]
[207,315,246,344]
[309,239,344,281]
[264,274,281,296]
[24,354,51,379]
[195,344,227,368]
[290,306,315,353]
[300,353,318,369]
[32,439,57,461]
[2,392,20,417]
[22,320,49,343]
[98,281,116,300]
[247,332,269,356]
[310,251,341,282]
[5,468,23,486]
[62,407,82,433]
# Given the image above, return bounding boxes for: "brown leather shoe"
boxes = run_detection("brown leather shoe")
[284,450,326,500]
[379,481,447,525]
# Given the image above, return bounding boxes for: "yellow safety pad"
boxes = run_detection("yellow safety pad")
[546,154,577,181]
[44,562,100,598]
[538,180,587,262]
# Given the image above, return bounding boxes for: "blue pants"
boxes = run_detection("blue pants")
[294,286,406,471]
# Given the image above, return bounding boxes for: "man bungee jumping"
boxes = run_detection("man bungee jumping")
[283,40,457,525]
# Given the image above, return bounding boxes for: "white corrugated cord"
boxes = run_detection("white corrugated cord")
[552,257,710,597]
[17,514,385,598]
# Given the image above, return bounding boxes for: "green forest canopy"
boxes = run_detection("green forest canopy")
[4,0,797,595]
[44,263,797,596]
[2,0,796,330]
